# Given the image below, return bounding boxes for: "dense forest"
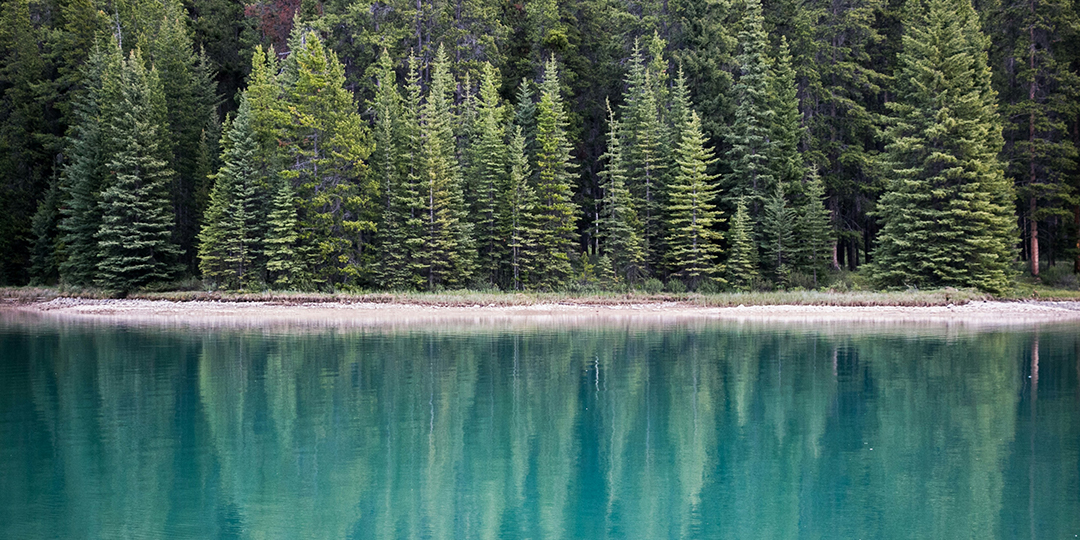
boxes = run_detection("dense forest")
[1,0,1077,293]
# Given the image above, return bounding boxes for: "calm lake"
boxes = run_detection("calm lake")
[1,312,1077,539]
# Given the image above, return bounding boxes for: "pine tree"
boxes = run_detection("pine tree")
[726,198,758,291]
[371,49,414,290]
[469,62,509,287]
[139,0,220,272]
[58,42,119,286]
[419,44,474,289]
[533,54,578,289]
[767,37,805,191]
[30,179,62,284]
[870,0,1016,294]
[726,0,775,210]
[281,30,374,288]
[198,99,261,290]
[264,177,304,288]
[503,125,540,291]
[761,184,796,283]
[598,100,645,283]
[620,39,669,275]
[794,165,833,287]
[95,51,182,292]
[988,0,1080,276]
[666,111,725,289]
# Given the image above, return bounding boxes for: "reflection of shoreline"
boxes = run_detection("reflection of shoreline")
[3,298,1079,334]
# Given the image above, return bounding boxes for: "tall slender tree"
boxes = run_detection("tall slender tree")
[598,100,645,283]
[533,55,578,289]
[419,44,474,289]
[666,111,724,289]
[467,62,509,286]
[95,50,182,292]
[870,0,1015,293]
[503,125,539,291]
[199,99,261,289]
[726,0,775,211]
[726,198,759,291]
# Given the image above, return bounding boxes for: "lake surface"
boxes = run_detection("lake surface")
[1,313,1077,539]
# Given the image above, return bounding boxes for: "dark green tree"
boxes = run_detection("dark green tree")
[198,99,261,289]
[794,166,834,287]
[58,42,119,286]
[767,37,805,190]
[869,0,1015,293]
[726,0,775,210]
[761,184,796,283]
[418,44,474,289]
[503,125,539,291]
[95,51,182,292]
[726,198,758,290]
[598,100,645,283]
[467,63,510,287]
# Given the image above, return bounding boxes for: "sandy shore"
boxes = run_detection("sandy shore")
[5,297,1080,329]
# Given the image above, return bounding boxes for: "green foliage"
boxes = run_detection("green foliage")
[726,198,759,291]
[418,44,475,289]
[264,177,305,289]
[793,166,834,287]
[503,125,540,291]
[281,30,374,288]
[726,0,775,210]
[58,43,119,286]
[467,62,509,287]
[869,0,1016,294]
[666,112,725,289]
[533,55,578,289]
[761,184,796,282]
[199,99,262,290]
[598,100,645,283]
[95,50,182,292]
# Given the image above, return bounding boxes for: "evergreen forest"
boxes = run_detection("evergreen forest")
[3,0,1079,293]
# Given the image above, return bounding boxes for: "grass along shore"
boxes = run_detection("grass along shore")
[3,284,1079,308]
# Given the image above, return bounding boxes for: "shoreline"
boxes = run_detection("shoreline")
[5,297,1080,328]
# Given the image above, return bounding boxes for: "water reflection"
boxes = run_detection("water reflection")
[1,314,1077,538]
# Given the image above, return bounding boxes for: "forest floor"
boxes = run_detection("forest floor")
[3,287,1079,327]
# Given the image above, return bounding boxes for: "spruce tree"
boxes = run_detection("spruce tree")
[726,198,758,291]
[419,44,474,289]
[794,166,833,287]
[503,125,540,291]
[533,55,578,289]
[726,0,775,210]
[761,184,796,284]
[666,111,725,290]
[620,40,669,275]
[95,51,182,292]
[371,49,414,290]
[598,100,645,283]
[281,30,374,288]
[198,99,261,290]
[139,0,220,272]
[870,0,1016,294]
[58,42,119,286]
[468,62,509,287]
[767,37,805,191]
[264,177,304,289]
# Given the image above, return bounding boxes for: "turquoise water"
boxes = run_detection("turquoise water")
[1,313,1078,539]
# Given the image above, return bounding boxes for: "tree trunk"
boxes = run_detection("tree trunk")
[1030,196,1040,277]
[1074,204,1079,273]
